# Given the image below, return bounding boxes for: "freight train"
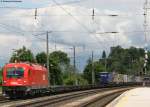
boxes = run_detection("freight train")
[2,63,142,98]
[98,72,142,84]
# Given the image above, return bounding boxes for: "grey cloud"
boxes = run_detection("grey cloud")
[0,0,148,70]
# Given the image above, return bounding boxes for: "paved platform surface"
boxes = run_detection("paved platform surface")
[107,87,150,107]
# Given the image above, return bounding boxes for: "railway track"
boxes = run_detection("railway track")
[81,90,123,107]
[0,95,12,104]
[18,89,107,107]
[0,87,133,107]
[59,87,130,107]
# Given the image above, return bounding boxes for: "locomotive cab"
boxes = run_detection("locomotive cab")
[2,63,49,98]
[2,63,30,98]
[3,64,29,86]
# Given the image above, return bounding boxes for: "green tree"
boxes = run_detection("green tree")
[10,46,35,63]
[107,46,145,75]
[83,58,105,84]
[62,65,75,85]
[77,74,88,85]
[102,50,106,59]
[49,60,63,85]
[100,50,107,71]
[36,52,47,65]
[49,51,72,85]
[49,51,70,71]
[36,51,71,85]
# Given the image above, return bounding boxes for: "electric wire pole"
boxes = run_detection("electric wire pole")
[142,0,149,86]
[73,46,78,85]
[143,0,149,76]
[73,46,76,71]
[105,57,107,72]
[46,31,50,86]
[91,51,95,85]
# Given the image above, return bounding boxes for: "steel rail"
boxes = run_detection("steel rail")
[81,90,125,107]
[14,87,132,107]
[0,88,112,107]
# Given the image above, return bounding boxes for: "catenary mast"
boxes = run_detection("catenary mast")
[143,0,149,75]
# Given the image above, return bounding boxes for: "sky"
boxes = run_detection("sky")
[0,0,149,71]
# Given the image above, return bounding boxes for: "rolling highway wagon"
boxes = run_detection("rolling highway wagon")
[98,72,142,85]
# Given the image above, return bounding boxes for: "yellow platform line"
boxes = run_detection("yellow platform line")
[114,89,136,107]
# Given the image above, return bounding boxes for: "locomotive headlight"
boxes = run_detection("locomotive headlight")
[24,81,27,83]
[3,81,6,84]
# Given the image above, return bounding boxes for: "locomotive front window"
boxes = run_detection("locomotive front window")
[7,67,24,78]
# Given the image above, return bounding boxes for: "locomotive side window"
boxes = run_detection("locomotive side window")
[7,67,24,78]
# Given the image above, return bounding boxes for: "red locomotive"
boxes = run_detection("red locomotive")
[2,63,49,98]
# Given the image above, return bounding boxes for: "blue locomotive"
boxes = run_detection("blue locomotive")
[99,72,113,84]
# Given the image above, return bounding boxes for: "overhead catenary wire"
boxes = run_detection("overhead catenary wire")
[0,0,22,2]
[0,12,146,18]
[0,20,150,34]
[0,23,25,35]
[21,0,109,52]
[0,0,147,48]
[0,0,148,72]
[51,0,92,33]
[0,22,149,37]
[0,0,89,10]
[90,0,108,49]
[51,0,112,50]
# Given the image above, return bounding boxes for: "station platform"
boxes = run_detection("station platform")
[106,87,150,107]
